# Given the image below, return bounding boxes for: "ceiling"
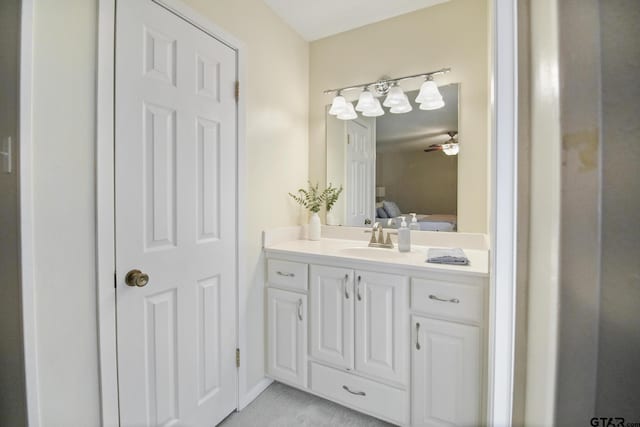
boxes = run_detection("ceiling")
[262,0,449,41]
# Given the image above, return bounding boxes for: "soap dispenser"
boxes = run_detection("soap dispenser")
[398,216,411,252]
[409,213,420,231]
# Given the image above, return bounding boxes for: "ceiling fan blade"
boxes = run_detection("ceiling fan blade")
[424,147,443,153]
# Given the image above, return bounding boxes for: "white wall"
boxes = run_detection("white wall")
[309,0,490,232]
[30,0,308,425]
[0,0,27,425]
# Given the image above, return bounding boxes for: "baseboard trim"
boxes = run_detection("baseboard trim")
[239,377,273,410]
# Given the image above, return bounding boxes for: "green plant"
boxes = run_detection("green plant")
[323,183,343,212]
[289,181,324,213]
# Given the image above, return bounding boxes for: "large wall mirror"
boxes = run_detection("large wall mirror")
[326,84,459,231]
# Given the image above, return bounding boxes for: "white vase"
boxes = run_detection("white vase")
[308,212,321,241]
[326,211,337,226]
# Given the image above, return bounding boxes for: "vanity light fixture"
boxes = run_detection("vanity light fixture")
[324,67,450,120]
[337,102,357,120]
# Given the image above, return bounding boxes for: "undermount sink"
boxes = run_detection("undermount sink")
[338,246,409,261]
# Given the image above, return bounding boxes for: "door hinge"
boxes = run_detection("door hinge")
[114,272,117,289]
[234,81,239,102]
[236,348,240,368]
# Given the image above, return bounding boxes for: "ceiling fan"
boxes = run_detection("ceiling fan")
[424,131,459,156]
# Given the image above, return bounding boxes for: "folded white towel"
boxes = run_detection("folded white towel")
[427,248,469,265]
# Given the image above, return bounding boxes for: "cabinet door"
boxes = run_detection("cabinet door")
[411,316,481,426]
[309,265,354,369]
[355,271,408,385]
[267,288,307,388]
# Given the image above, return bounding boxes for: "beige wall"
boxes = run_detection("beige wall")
[377,150,457,215]
[30,0,308,425]
[309,0,490,232]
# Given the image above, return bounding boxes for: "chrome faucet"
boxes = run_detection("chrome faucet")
[366,222,394,249]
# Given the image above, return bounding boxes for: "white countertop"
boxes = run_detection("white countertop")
[264,238,489,277]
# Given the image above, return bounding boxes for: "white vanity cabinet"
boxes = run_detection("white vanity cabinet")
[266,260,309,389]
[265,243,488,427]
[309,266,408,386]
[309,265,354,369]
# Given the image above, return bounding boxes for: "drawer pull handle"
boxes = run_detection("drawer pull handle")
[277,271,295,278]
[344,274,350,299]
[429,294,460,304]
[356,275,362,301]
[342,385,366,396]
[297,299,303,321]
[416,322,421,350]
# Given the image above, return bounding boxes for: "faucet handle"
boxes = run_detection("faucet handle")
[368,231,377,245]
[384,232,394,248]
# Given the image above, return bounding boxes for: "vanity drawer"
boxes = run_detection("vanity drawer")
[268,259,308,291]
[411,278,483,323]
[310,363,408,425]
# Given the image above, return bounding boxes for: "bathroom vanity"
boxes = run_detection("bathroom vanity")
[264,228,489,426]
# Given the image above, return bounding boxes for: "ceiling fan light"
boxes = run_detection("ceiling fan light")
[355,90,376,112]
[329,95,347,115]
[419,98,445,110]
[383,85,405,107]
[443,143,459,155]
[337,102,357,120]
[415,79,442,104]
[362,99,385,117]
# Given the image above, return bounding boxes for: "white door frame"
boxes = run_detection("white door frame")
[489,0,518,425]
[96,1,247,425]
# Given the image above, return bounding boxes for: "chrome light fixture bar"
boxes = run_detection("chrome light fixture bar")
[325,68,451,120]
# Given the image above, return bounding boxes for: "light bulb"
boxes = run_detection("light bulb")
[355,90,376,112]
[337,102,357,120]
[362,99,384,117]
[443,143,459,155]
[383,85,406,107]
[328,95,347,115]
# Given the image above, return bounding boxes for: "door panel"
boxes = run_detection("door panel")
[115,1,237,426]
[355,271,408,385]
[310,265,354,369]
[346,118,375,226]
[267,288,308,388]
[411,316,481,426]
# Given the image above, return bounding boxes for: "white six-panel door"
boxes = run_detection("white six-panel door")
[355,271,408,386]
[309,265,354,370]
[115,1,237,426]
[345,118,375,226]
[411,316,481,426]
[267,288,307,388]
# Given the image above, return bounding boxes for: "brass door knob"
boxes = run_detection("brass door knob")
[125,269,149,287]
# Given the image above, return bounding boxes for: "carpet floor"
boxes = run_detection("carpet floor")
[219,382,395,427]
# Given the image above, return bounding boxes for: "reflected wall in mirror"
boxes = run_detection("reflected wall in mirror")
[326,85,459,231]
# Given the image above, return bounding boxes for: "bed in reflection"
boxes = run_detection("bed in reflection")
[375,200,457,232]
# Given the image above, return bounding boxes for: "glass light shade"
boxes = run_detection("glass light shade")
[442,143,459,155]
[419,98,445,110]
[383,85,406,107]
[415,80,442,103]
[337,102,357,120]
[362,99,384,117]
[390,95,412,114]
[328,95,347,115]
[355,90,376,112]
